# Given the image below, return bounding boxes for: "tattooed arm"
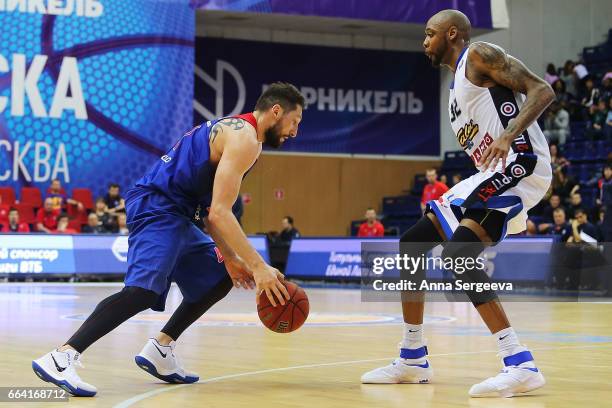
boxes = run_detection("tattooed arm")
[468,42,555,170]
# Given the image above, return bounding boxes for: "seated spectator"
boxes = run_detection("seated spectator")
[55,214,77,234]
[580,77,600,109]
[421,169,449,212]
[104,183,126,214]
[543,101,570,145]
[542,208,572,242]
[36,198,60,233]
[596,207,606,240]
[568,208,599,243]
[553,167,578,202]
[586,99,608,140]
[82,213,106,234]
[117,213,129,235]
[451,173,462,187]
[540,194,564,225]
[598,165,612,206]
[560,60,577,97]
[549,144,570,173]
[94,198,114,232]
[439,174,448,186]
[357,208,384,238]
[551,79,573,107]
[544,63,559,85]
[601,72,612,104]
[1,208,30,233]
[606,97,612,140]
[279,216,300,244]
[567,193,584,220]
[46,179,83,211]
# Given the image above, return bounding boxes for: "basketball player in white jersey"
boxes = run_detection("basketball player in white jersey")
[361,10,554,397]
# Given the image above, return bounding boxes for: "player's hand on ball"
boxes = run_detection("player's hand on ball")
[254,265,289,307]
[225,256,255,289]
[479,134,513,172]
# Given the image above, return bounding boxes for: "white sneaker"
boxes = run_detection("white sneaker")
[135,338,199,384]
[32,349,97,397]
[469,351,545,397]
[361,345,433,384]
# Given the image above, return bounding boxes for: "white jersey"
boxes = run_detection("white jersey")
[429,44,552,239]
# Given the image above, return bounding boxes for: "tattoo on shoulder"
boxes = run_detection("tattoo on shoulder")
[470,42,508,71]
[210,122,224,144]
[218,118,246,131]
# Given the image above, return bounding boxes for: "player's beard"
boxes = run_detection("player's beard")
[264,121,284,148]
[429,40,448,68]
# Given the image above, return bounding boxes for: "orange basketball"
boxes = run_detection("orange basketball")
[257,281,309,333]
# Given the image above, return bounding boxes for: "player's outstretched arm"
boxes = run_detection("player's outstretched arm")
[207,127,289,306]
[469,42,555,170]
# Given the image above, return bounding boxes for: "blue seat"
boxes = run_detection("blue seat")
[382,195,421,217]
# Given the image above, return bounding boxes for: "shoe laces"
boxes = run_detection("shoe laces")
[71,352,84,369]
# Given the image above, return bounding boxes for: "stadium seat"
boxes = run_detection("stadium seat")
[20,187,43,209]
[411,174,427,195]
[382,195,421,217]
[68,219,82,233]
[0,186,16,206]
[71,188,94,210]
[0,204,9,225]
[67,204,88,226]
[14,203,36,225]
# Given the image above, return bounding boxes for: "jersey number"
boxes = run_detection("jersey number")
[450,99,461,123]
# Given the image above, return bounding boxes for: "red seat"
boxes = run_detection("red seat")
[14,203,36,225]
[68,219,82,233]
[71,188,94,210]
[0,186,16,206]
[0,204,9,225]
[67,204,88,225]
[20,187,43,209]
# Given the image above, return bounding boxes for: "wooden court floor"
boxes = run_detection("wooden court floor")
[1,283,611,408]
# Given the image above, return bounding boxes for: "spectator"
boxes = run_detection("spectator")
[451,173,462,187]
[606,97,612,140]
[560,60,577,97]
[544,63,559,85]
[117,213,129,235]
[540,194,564,226]
[543,101,570,145]
[598,165,612,206]
[596,207,606,241]
[525,219,537,236]
[580,77,600,109]
[553,167,579,202]
[1,208,30,233]
[569,208,599,243]
[573,61,589,82]
[36,198,60,233]
[357,208,384,237]
[278,216,300,244]
[601,72,612,105]
[46,179,83,211]
[551,79,573,107]
[93,198,114,232]
[82,213,105,234]
[420,169,449,212]
[567,193,584,220]
[104,183,125,214]
[549,144,570,173]
[543,208,572,242]
[586,99,608,140]
[55,214,77,234]
[439,174,448,186]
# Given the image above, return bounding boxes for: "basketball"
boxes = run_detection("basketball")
[257,281,309,333]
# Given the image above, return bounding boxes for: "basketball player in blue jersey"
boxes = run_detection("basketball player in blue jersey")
[361,10,554,397]
[32,83,305,397]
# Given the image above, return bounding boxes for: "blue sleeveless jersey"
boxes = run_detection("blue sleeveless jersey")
[127,120,217,218]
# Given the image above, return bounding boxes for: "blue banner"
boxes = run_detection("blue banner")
[0,0,194,197]
[195,37,440,156]
[0,234,269,274]
[194,0,495,29]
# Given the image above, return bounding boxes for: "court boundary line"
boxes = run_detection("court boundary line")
[113,343,611,408]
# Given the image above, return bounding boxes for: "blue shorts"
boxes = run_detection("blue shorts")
[124,190,228,311]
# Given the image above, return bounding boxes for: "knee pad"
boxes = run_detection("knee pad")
[442,226,498,305]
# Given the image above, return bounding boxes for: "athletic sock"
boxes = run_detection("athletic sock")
[494,327,535,368]
[399,324,427,365]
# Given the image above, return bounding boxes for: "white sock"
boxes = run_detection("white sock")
[401,323,424,349]
[494,327,534,367]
